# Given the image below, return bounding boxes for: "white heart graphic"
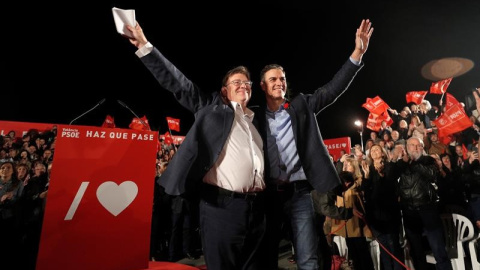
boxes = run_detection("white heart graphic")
[341,143,347,148]
[96,181,138,216]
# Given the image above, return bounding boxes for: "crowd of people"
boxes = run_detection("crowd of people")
[329,97,480,270]
[3,104,480,269]
[0,127,55,270]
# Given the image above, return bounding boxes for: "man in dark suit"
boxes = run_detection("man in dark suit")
[255,19,373,269]
[123,23,266,270]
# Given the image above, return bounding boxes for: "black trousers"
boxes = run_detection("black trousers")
[200,185,266,270]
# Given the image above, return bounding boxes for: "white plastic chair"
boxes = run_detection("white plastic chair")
[333,235,348,259]
[470,231,480,270]
[369,239,381,270]
[426,213,475,270]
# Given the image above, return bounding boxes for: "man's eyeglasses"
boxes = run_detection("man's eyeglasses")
[407,144,423,149]
[226,80,253,88]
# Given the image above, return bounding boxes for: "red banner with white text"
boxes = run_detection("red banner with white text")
[432,104,472,138]
[166,117,181,132]
[37,125,157,270]
[324,137,351,161]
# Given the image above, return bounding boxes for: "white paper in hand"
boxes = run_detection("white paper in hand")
[112,7,136,38]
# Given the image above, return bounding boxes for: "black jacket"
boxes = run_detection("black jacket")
[396,155,440,210]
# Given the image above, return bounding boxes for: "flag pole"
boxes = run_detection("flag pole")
[167,126,178,152]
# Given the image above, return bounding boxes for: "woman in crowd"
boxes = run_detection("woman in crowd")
[362,144,404,270]
[330,157,375,270]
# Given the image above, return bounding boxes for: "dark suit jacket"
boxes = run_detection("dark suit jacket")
[253,59,363,193]
[141,47,259,195]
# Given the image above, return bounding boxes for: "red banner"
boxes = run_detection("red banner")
[37,125,157,270]
[406,91,428,104]
[324,137,351,161]
[430,77,452,94]
[445,93,461,111]
[166,117,180,132]
[432,104,473,138]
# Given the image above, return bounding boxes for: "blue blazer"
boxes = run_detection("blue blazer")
[140,47,259,195]
[253,59,363,193]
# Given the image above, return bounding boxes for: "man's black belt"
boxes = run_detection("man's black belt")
[202,183,263,201]
[272,179,312,192]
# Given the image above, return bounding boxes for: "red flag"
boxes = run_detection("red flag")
[430,78,452,94]
[432,104,472,138]
[129,116,151,131]
[366,111,392,132]
[406,91,428,104]
[164,131,173,145]
[444,93,461,111]
[101,115,116,128]
[166,117,180,132]
[362,96,390,115]
[366,114,382,132]
[438,134,452,145]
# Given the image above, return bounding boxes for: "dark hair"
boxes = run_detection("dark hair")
[222,66,250,87]
[259,64,284,82]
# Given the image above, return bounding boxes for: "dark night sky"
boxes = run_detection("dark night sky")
[3,0,480,146]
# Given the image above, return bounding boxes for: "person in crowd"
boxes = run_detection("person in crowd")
[407,115,428,142]
[390,130,401,144]
[410,103,420,117]
[123,22,266,270]
[335,149,348,174]
[20,161,49,270]
[150,161,171,261]
[382,132,395,152]
[370,131,381,144]
[364,139,375,157]
[418,99,433,128]
[388,108,410,131]
[378,120,392,139]
[256,19,373,270]
[362,144,404,270]
[18,149,33,169]
[395,137,453,270]
[330,157,374,270]
[397,119,409,141]
[353,143,366,162]
[16,163,30,184]
[8,147,20,163]
[0,160,23,270]
[452,144,466,168]
[424,131,451,156]
[460,143,480,230]
[437,153,468,214]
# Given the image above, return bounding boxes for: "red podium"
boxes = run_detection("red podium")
[36,125,158,270]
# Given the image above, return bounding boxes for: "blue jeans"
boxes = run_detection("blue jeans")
[288,184,319,270]
[370,228,404,270]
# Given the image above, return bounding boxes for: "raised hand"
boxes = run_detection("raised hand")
[124,21,149,49]
[351,19,374,62]
[361,160,370,178]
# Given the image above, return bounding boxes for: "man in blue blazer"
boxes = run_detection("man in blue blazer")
[256,19,373,269]
[124,23,266,270]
